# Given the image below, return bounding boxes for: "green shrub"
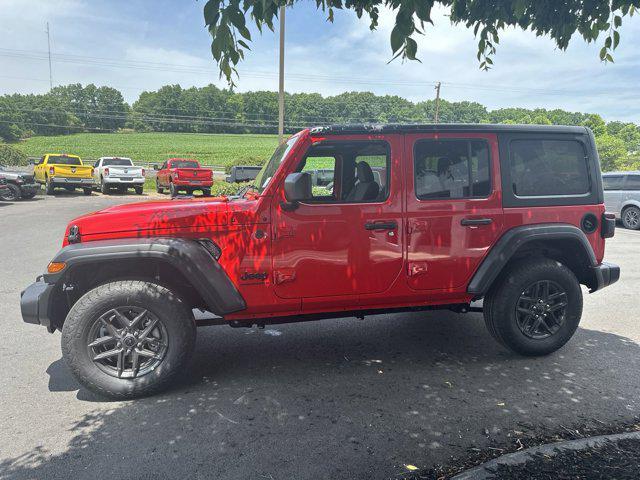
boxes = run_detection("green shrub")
[224,156,266,174]
[210,181,250,196]
[0,144,29,166]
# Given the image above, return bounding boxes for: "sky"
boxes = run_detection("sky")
[0,0,639,123]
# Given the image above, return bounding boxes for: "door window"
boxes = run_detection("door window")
[297,141,390,203]
[603,176,624,191]
[413,139,491,200]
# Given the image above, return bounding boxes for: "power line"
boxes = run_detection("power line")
[0,47,606,97]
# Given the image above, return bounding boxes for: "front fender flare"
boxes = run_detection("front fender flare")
[48,237,246,315]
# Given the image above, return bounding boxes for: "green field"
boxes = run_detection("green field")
[15,132,280,168]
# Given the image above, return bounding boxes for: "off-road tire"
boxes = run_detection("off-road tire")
[100,178,109,194]
[135,186,143,195]
[156,179,163,194]
[45,176,55,195]
[0,183,20,201]
[483,258,582,356]
[62,280,196,399]
[622,206,640,230]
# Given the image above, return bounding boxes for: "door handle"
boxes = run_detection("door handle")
[460,218,493,226]
[364,221,398,231]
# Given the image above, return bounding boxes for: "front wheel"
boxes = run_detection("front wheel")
[483,258,582,356]
[61,280,196,399]
[622,206,640,230]
[156,179,163,194]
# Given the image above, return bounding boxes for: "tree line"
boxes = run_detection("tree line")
[0,83,638,171]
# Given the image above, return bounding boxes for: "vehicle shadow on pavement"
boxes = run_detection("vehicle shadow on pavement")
[3,313,639,480]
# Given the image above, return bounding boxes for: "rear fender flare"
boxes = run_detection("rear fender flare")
[467,224,597,296]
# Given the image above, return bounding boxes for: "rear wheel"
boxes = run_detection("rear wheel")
[61,280,196,399]
[45,176,55,195]
[83,188,92,196]
[0,183,20,201]
[156,179,163,194]
[202,188,211,197]
[483,258,582,356]
[169,181,177,198]
[100,178,109,194]
[622,206,640,230]
[135,186,143,195]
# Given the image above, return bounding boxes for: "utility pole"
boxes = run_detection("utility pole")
[277,6,285,144]
[434,82,441,124]
[46,22,53,90]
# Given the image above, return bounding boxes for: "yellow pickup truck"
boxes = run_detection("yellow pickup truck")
[34,154,94,195]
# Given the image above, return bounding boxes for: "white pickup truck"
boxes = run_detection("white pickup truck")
[93,157,145,194]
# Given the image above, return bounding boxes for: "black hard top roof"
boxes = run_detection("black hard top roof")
[309,123,590,135]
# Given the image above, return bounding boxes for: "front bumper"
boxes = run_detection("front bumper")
[20,277,56,331]
[590,262,620,292]
[50,177,93,186]
[103,177,145,185]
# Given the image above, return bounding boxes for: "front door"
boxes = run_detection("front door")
[404,133,504,291]
[271,135,404,307]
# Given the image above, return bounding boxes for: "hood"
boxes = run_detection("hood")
[65,196,268,242]
[0,168,31,180]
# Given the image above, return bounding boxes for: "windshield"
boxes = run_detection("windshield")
[253,134,300,193]
[103,158,133,166]
[49,155,81,165]
[172,160,199,169]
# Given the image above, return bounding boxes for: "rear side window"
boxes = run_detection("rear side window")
[603,176,625,191]
[510,140,589,196]
[626,175,640,191]
[414,139,491,200]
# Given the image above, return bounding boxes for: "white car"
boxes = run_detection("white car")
[93,157,145,194]
[603,171,640,230]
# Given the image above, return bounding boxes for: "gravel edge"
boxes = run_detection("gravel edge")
[451,430,640,480]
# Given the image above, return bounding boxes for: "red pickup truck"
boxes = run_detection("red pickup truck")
[154,158,213,197]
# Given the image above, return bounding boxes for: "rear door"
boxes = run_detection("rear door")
[404,133,504,291]
[271,134,404,308]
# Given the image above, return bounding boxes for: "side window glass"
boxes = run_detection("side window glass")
[510,140,590,196]
[296,141,390,204]
[414,139,491,200]
[625,175,640,191]
[300,156,337,200]
[603,176,624,191]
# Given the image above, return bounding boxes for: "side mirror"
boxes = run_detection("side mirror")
[282,172,312,210]
[153,164,159,171]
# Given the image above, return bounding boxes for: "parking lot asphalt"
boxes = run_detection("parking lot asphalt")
[1,193,639,480]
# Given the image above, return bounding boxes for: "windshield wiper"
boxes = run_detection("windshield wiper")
[237,184,259,198]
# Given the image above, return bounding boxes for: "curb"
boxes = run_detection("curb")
[451,430,640,480]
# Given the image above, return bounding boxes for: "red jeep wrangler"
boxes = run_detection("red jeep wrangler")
[21,124,619,399]
[154,157,213,197]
